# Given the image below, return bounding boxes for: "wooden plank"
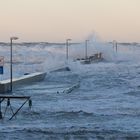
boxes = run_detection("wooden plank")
[0,95,30,99]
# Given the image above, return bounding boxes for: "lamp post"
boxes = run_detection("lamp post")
[85,40,89,59]
[66,39,71,60]
[113,40,117,53]
[10,37,18,92]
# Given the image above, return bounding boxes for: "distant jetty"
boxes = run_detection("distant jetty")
[76,52,104,64]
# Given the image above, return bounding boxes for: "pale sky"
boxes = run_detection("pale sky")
[0,0,140,42]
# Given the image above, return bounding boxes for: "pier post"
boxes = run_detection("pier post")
[0,99,2,119]
[113,40,118,53]
[85,40,89,59]
[66,39,71,60]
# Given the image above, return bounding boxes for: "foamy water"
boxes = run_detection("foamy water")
[0,41,140,139]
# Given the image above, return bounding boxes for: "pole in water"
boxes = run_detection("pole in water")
[29,99,32,109]
[0,111,2,119]
[0,99,2,119]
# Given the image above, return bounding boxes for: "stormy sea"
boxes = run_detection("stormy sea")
[0,39,140,139]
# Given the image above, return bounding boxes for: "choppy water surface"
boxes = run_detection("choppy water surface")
[0,42,140,139]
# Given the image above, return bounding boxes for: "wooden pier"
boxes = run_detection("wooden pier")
[0,95,32,120]
[0,72,46,93]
